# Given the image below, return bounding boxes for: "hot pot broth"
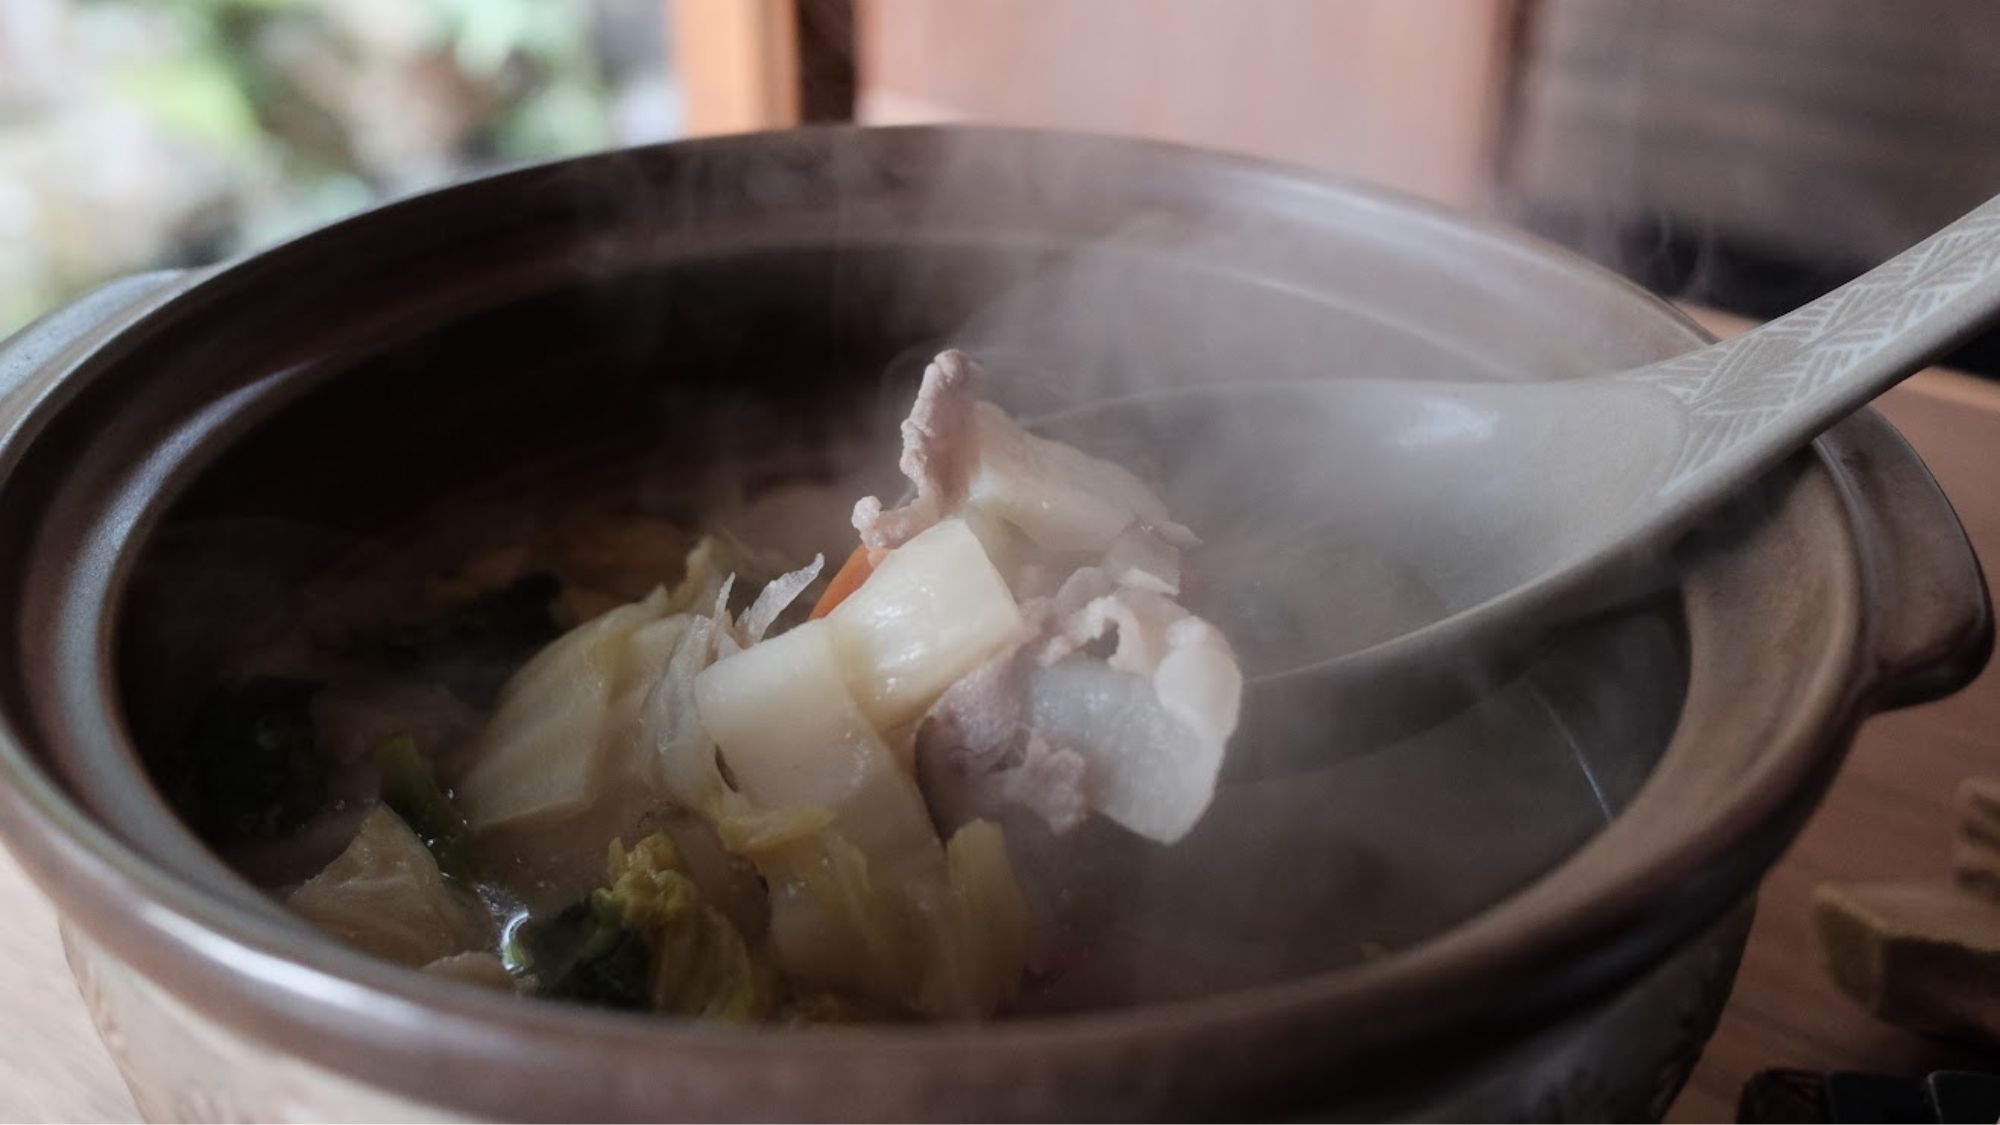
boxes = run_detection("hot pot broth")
[123,245,1683,1021]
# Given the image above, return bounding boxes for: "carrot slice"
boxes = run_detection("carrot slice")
[809,544,877,619]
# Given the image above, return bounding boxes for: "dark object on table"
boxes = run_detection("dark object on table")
[1739,1068,2000,1123]
[1737,1067,1830,1123]
[1825,1071,1935,1123]
[1926,1070,2000,1124]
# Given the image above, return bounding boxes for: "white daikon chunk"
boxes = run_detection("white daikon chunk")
[824,518,1024,729]
[695,618,939,880]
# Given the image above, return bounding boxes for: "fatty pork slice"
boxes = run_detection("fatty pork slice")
[915,630,1091,836]
[852,350,1194,555]
[852,350,981,551]
[919,570,1242,845]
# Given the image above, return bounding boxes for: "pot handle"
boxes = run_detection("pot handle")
[1843,408,1995,710]
[0,270,189,405]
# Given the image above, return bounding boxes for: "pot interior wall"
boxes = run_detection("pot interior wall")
[113,233,1686,1006]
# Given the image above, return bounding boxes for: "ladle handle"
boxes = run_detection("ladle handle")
[1626,192,2000,495]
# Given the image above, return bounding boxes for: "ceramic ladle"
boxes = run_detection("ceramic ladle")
[1042,192,2000,773]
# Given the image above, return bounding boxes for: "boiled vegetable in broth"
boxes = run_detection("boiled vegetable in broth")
[172,350,1244,1022]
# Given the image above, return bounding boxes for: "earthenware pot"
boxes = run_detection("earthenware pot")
[0,126,1986,1121]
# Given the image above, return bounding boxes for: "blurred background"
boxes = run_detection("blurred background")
[3,0,1999,373]
[5,4,2000,1121]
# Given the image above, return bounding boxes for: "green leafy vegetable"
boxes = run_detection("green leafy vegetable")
[515,833,778,1018]
[515,893,654,1009]
[373,735,471,876]
[355,572,563,702]
[168,676,327,842]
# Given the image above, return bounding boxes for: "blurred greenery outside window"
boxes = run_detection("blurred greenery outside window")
[0,0,680,334]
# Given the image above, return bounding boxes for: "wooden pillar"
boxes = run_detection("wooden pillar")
[671,0,802,135]
[670,0,855,135]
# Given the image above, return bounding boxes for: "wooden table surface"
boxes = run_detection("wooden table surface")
[1,321,1997,1123]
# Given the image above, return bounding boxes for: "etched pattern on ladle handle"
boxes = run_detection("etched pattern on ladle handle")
[1621,193,2000,489]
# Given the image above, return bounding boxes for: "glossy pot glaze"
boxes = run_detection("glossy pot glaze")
[0,126,1987,1121]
